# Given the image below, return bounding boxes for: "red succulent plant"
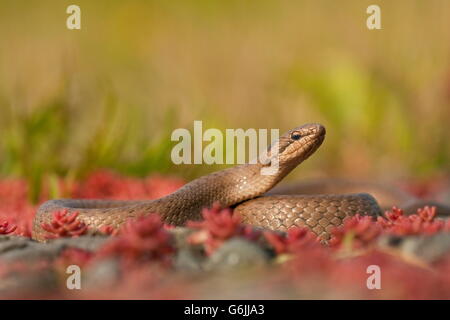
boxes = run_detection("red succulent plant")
[187,203,261,255]
[330,214,382,249]
[0,170,449,299]
[0,221,17,235]
[55,248,94,268]
[99,225,120,236]
[263,227,320,255]
[377,206,448,236]
[40,210,88,240]
[97,214,175,267]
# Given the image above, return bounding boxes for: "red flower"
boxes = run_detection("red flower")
[56,248,94,268]
[417,206,437,222]
[264,227,319,255]
[329,214,382,249]
[41,210,88,240]
[377,206,446,236]
[377,206,404,227]
[99,225,119,236]
[187,203,261,255]
[0,221,17,235]
[98,214,175,267]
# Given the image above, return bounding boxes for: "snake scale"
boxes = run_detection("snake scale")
[32,123,449,242]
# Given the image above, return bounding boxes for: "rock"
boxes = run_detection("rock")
[0,267,58,298]
[0,235,114,296]
[0,235,108,263]
[170,227,206,272]
[168,227,196,249]
[0,243,60,263]
[204,238,271,272]
[174,248,204,272]
[84,258,122,288]
[0,235,59,263]
[0,235,34,253]
[49,235,109,252]
[379,233,450,263]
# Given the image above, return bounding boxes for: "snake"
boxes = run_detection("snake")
[32,123,450,242]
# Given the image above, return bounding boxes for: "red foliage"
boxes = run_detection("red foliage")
[0,260,50,279]
[0,179,35,237]
[187,203,261,255]
[401,176,448,199]
[263,227,320,255]
[379,206,404,224]
[283,244,334,280]
[55,248,94,268]
[330,206,449,249]
[330,214,382,249]
[71,170,184,200]
[0,221,17,235]
[0,171,449,299]
[99,225,119,236]
[326,250,448,299]
[98,214,175,267]
[377,206,449,236]
[41,210,88,240]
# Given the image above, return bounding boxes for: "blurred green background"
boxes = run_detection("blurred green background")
[0,0,449,201]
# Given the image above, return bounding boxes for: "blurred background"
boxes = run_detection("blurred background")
[0,0,449,202]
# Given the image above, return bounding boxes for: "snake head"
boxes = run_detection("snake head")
[261,123,326,175]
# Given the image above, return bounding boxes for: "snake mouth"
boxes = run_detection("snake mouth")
[316,128,326,145]
[261,123,326,170]
[318,126,326,139]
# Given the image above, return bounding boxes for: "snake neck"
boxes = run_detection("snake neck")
[147,163,283,224]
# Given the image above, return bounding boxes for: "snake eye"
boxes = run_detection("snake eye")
[291,132,302,140]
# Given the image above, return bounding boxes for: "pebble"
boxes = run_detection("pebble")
[204,238,271,272]
[379,233,450,263]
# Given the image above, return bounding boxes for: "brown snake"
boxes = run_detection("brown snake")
[32,123,450,242]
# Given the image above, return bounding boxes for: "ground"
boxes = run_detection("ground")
[0,170,449,299]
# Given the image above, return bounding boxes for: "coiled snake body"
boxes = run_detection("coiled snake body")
[32,123,449,242]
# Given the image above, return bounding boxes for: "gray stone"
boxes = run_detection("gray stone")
[0,267,58,298]
[0,235,109,263]
[84,258,122,288]
[174,248,204,272]
[168,227,196,249]
[49,235,109,252]
[0,244,60,262]
[0,235,34,253]
[379,233,450,263]
[204,238,271,272]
